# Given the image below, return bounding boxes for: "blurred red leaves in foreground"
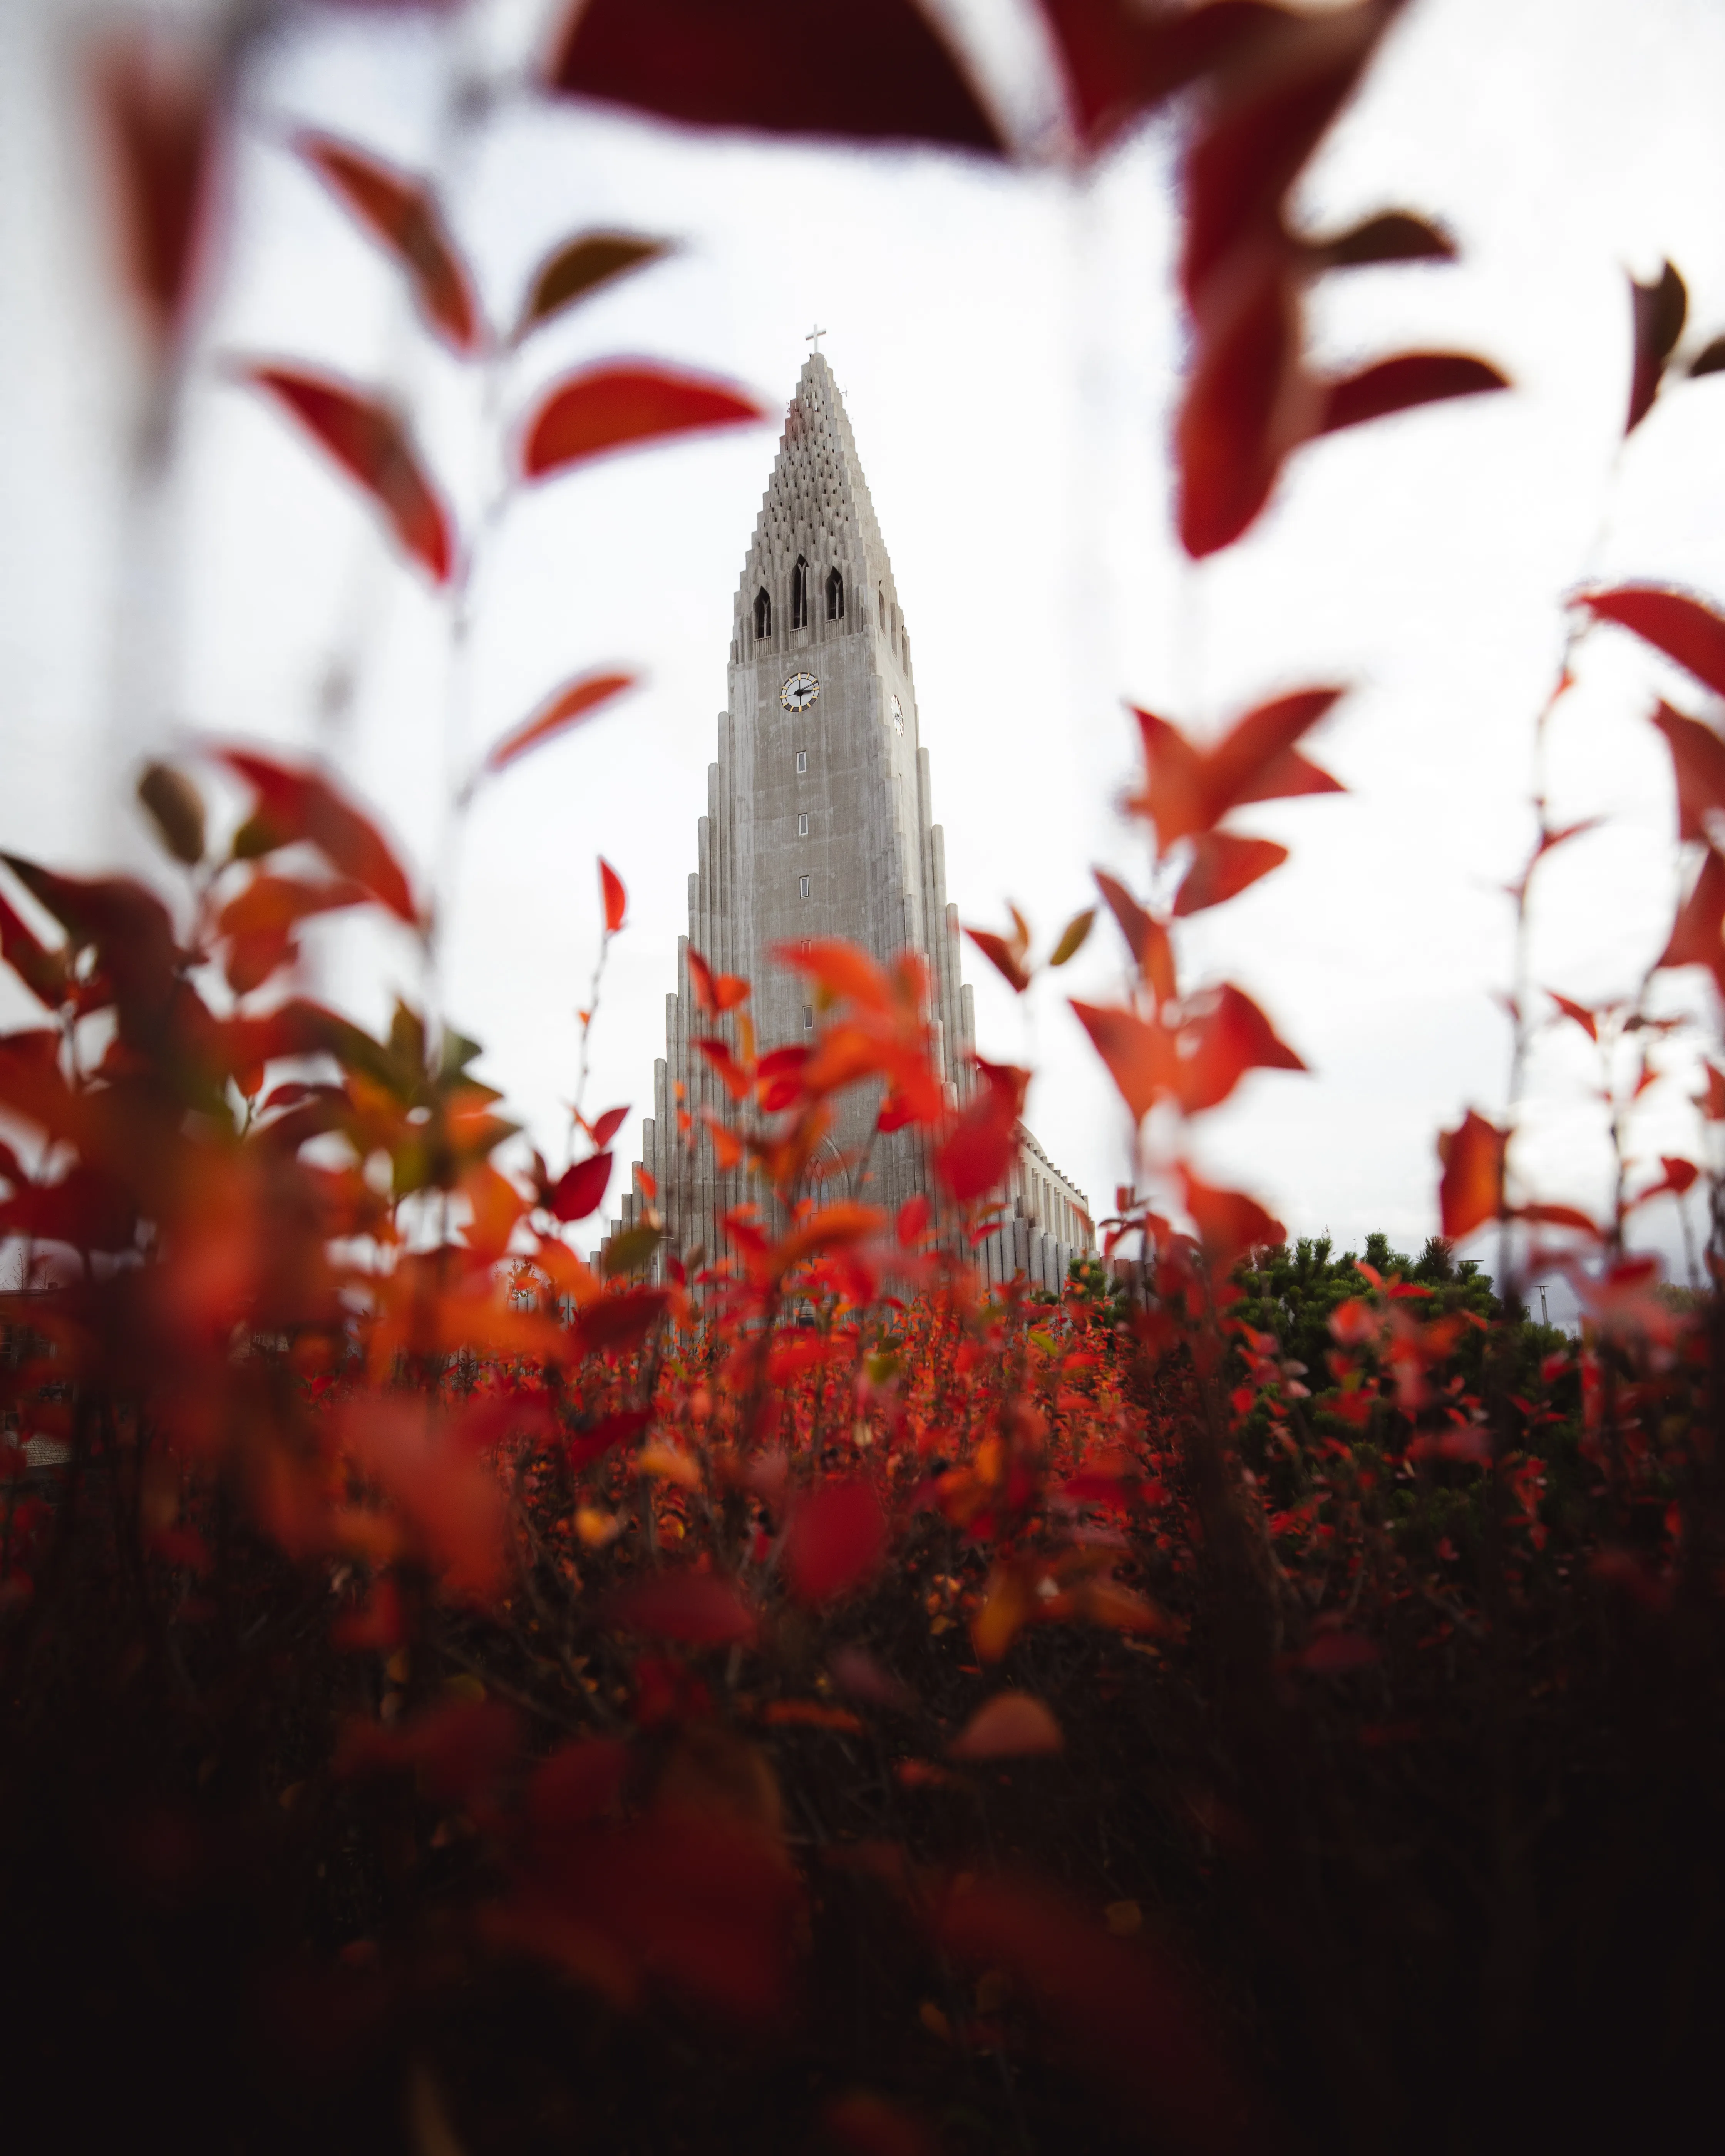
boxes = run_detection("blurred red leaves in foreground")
[92,23,219,346]
[481,669,637,780]
[1438,1109,1506,1243]
[298,132,479,353]
[782,1477,888,1607]
[1583,583,1725,701]
[514,231,674,344]
[1171,0,1507,556]
[1074,982,1304,1125]
[1627,259,1688,433]
[241,366,454,583]
[599,857,628,934]
[1126,688,1345,852]
[551,1151,612,1222]
[521,364,764,480]
[25,9,1725,2152]
[548,0,1007,155]
[216,747,418,923]
[947,1690,1063,1760]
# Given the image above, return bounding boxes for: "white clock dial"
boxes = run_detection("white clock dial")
[891,694,904,735]
[781,671,819,711]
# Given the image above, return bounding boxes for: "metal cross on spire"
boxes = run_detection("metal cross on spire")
[806,324,827,355]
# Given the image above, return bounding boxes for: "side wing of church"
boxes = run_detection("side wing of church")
[601,351,1092,1293]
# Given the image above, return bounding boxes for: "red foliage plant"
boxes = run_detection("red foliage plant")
[5,7,1725,2155]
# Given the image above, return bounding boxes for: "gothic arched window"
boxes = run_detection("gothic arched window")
[754,586,771,639]
[826,567,844,620]
[791,556,810,630]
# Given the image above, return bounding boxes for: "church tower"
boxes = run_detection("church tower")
[605,349,1094,1289]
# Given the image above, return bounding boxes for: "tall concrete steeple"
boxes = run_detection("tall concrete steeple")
[605,353,1094,1289]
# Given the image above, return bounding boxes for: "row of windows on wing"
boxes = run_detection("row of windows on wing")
[749,558,900,640]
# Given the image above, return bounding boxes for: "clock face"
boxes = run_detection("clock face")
[891,694,904,736]
[781,671,819,711]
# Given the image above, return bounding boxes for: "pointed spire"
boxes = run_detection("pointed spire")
[735,351,902,643]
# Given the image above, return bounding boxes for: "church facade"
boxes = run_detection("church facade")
[601,350,1092,1292]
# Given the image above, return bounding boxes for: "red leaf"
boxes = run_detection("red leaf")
[0,1030,78,1145]
[1238,743,1346,805]
[341,1398,509,1600]
[774,1202,888,1277]
[215,748,418,923]
[1176,261,1303,559]
[966,925,1030,994]
[696,1037,753,1103]
[1,859,178,1026]
[298,132,479,352]
[1437,1108,1505,1242]
[1070,1001,1173,1126]
[1658,845,1725,995]
[1041,0,1288,156]
[484,670,636,777]
[1547,991,1598,1042]
[551,1152,612,1222]
[242,366,453,583]
[897,1193,931,1247]
[514,232,673,343]
[1650,702,1725,842]
[547,0,1006,154]
[587,1105,630,1150]
[936,1064,1027,1202]
[686,948,750,1014]
[1171,2,1429,558]
[600,858,627,933]
[1173,830,1288,915]
[1091,870,1175,1003]
[947,1691,1063,1761]
[567,1408,652,1472]
[92,26,218,343]
[571,1286,669,1357]
[1627,259,1686,433]
[0,892,66,1009]
[772,938,892,1013]
[1316,352,1510,436]
[521,364,763,482]
[1627,1159,1702,1214]
[702,1111,744,1172]
[782,1477,888,1607]
[829,1646,916,1713]
[1127,690,1343,849]
[215,873,370,942]
[1180,1167,1284,1269]
[1311,209,1455,270]
[1181,2,1394,307]
[1176,982,1306,1114]
[0,1164,137,1254]
[1513,1204,1599,1237]
[1582,585,1725,701]
[604,1570,757,1645]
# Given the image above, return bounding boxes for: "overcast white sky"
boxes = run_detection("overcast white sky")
[7,0,1725,1305]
